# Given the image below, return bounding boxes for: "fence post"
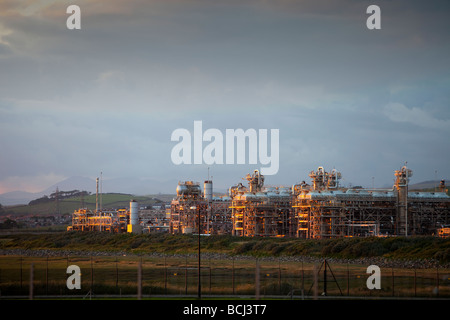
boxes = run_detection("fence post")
[137,259,142,300]
[20,256,23,289]
[164,256,167,294]
[185,256,188,295]
[232,257,235,295]
[436,266,439,297]
[391,267,394,297]
[90,256,94,291]
[323,260,327,296]
[116,258,119,287]
[29,263,34,300]
[278,259,281,295]
[347,264,349,296]
[313,264,318,300]
[301,261,304,294]
[209,258,212,295]
[255,259,260,300]
[46,256,49,295]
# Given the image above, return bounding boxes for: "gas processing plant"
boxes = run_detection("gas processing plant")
[68,165,450,239]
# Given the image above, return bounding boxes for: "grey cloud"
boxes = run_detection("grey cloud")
[1,0,449,194]
[383,102,450,131]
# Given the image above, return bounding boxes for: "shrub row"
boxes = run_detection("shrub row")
[1,232,449,263]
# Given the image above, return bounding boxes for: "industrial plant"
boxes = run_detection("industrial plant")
[68,165,450,239]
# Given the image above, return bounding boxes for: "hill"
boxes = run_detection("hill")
[0,191,40,206]
[0,176,97,206]
[409,179,449,192]
[0,176,179,206]
[1,193,170,217]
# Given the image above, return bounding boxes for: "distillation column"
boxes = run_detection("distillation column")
[127,200,142,234]
[394,165,412,236]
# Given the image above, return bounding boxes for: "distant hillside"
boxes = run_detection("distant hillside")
[409,179,448,191]
[1,193,168,216]
[0,191,41,206]
[42,176,97,195]
[0,176,178,205]
[0,176,96,206]
[2,176,448,207]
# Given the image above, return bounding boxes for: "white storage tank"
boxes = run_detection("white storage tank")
[204,180,213,202]
[130,200,138,225]
[128,200,141,233]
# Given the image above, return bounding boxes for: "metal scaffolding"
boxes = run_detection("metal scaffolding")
[69,165,450,239]
[70,208,129,233]
[292,166,450,239]
[168,166,450,239]
[230,170,293,237]
[169,181,208,234]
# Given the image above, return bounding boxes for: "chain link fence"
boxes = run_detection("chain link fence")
[0,255,449,299]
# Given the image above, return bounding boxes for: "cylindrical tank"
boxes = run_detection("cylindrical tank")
[176,184,187,196]
[204,180,213,202]
[189,184,201,196]
[130,200,139,225]
[176,182,201,196]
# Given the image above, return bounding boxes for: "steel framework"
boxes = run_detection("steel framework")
[69,165,450,239]
[292,166,450,239]
[70,208,129,233]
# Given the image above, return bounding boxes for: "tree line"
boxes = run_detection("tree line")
[28,190,91,206]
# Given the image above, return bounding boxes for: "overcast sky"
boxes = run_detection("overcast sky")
[1,0,449,194]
